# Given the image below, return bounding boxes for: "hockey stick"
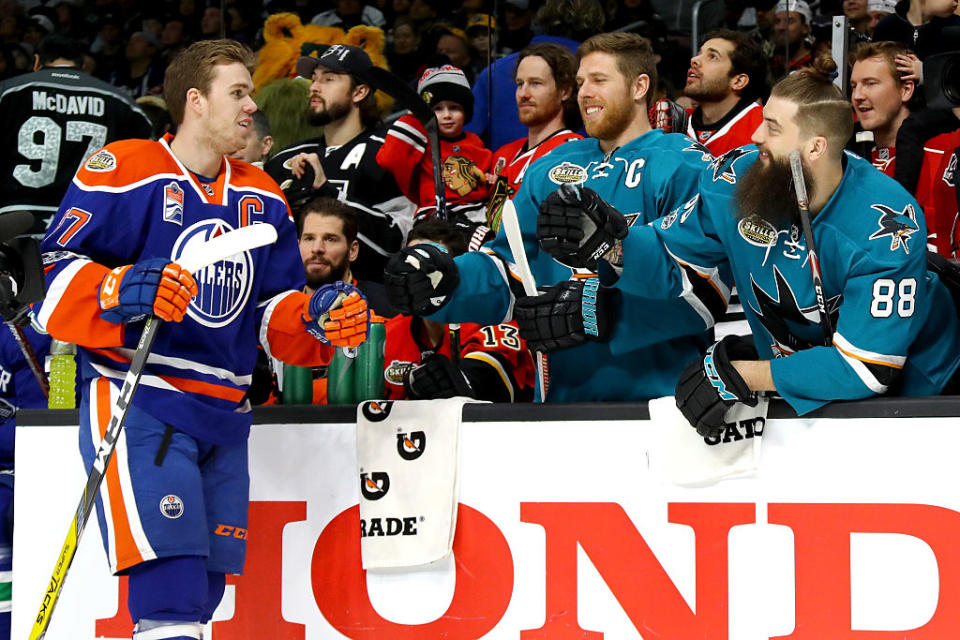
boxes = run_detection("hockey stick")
[28,223,278,640]
[500,200,549,401]
[7,323,48,399]
[368,67,448,219]
[788,150,834,346]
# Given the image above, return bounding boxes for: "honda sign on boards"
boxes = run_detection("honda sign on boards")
[12,408,960,638]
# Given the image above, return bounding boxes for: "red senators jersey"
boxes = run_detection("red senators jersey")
[490,129,582,195]
[685,100,763,157]
[382,316,534,402]
[39,134,327,444]
[377,114,492,222]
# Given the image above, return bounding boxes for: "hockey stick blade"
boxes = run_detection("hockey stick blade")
[177,223,278,274]
[28,224,278,640]
[500,200,549,400]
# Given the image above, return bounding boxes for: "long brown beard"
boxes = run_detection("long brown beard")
[733,154,814,228]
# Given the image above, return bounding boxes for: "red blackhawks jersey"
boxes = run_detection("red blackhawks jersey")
[490,129,582,195]
[684,100,763,157]
[912,132,960,256]
[377,114,492,222]
[925,130,960,258]
[38,134,329,445]
[382,315,534,402]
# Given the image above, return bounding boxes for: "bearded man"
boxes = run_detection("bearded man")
[542,54,960,436]
[683,29,768,156]
[383,32,715,402]
[265,45,415,283]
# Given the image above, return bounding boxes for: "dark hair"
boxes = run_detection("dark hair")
[771,53,853,159]
[251,109,271,139]
[702,29,770,102]
[164,39,255,125]
[535,0,605,42]
[515,42,581,130]
[37,34,84,67]
[350,75,383,128]
[407,219,467,257]
[578,33,658,106]
[299,196,359,244]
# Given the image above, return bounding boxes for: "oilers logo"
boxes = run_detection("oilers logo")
[171,220,253,328]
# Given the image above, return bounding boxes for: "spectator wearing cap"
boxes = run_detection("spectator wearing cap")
[388,15,421,82]
[264,44,416,283]
[109,29,164,98]
[867,0,898,32]
[502,0,534,54]
[378,64,493,243]
[313,0,387,29]
[24,12,53,49]
[770,0,813,79]
[467,0,606,151]
[466,13,496,68]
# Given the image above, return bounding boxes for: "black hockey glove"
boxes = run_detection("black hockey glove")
[537,184,629,270]
[404,353,475,399]
[384,243,459,316]
[675,335,759,439]
[514,278,615,352]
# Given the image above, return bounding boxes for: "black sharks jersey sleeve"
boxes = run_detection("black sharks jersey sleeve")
[0,67,152,227]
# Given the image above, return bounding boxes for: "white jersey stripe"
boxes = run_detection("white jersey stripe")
[102,348,253,386]
[258,290,298,361]
[833,332,906,368]
[114,408,157,566]
[89,380,118,570]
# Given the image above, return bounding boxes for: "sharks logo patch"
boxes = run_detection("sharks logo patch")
[710,147,754,184]
[868,204,919,254]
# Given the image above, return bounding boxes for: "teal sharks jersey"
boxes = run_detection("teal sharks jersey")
[429,129,716,401]
[617,147,960,414]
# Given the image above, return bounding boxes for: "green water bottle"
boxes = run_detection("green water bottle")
[48,339,76,409]
[354,320,385,402]
[327,346,357,405]
[282,364,314,404]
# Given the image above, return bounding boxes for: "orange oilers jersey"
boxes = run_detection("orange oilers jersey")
[382,315,534,402]
[39,134,327,445]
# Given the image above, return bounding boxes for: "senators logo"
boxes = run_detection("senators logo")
[360,472,390,500]
[361,400,394,422]
[396,431,426,460]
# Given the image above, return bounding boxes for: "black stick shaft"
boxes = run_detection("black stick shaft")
[789,150,834,346]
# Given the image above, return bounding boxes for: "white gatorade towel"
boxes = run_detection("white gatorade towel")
[648,395,768,487]
[357,398,478,569]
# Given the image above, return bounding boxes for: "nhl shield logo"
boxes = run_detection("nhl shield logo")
[164,182,184,225]
[171,220,253,328]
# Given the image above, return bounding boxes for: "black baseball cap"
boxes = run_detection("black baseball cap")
[296,44,374,86]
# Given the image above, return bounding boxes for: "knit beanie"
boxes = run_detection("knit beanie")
[418,65,474,122]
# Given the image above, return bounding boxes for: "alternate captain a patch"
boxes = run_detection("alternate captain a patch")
[868,204,919,254]
[163,182,184,225]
